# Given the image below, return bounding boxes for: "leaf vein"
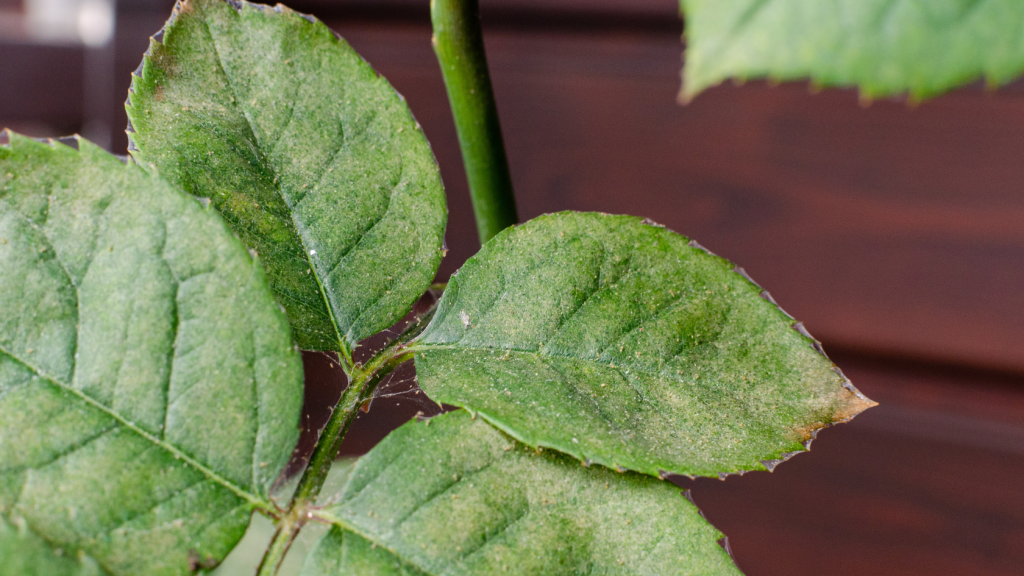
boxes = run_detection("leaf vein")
[0,342,272,512]
[201,17,349,354]
[0,423,118,476]
[454,502,530,565]
[394,459,498,530]
[103,476,208,537]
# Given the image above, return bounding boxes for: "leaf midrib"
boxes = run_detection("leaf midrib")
[2,177,272,511]
[415,338,710,388]
[0,343,272,512]
[411,344,788,475]
[199,16,350,356]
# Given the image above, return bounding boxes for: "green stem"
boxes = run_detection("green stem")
[396,305,439,346]
[336,343,354,378]
[258,343,417,576]
[432,0,519,244]
[256,511,304,576]
[289,342,415,507]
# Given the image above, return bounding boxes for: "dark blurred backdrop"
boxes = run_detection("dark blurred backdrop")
[2,1,1023,574]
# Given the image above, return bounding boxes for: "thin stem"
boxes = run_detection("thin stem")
[256,509,305,576]
[289,380,363,505]
[396,304,439,346]
[259,306,431,574]
[336,341,354,378]
[432,0,519,244]
[289,341,415,507]
[258,344,412,576]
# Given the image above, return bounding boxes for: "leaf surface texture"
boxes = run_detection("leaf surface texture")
[0,134,303,575]
[126,0,447,351]
[0,516,108,576]
[681,0,1024,99]
[414,212,874,478]
[303,411,741,575]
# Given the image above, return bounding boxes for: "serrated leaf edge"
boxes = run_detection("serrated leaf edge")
[414,211,876,480]
[124,0,358,356]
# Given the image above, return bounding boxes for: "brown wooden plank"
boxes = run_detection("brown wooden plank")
[0,42,84,133]
[7,14,1024,370]
[286,0,679,22]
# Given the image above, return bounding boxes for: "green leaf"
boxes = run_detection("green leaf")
[0,133,304,574]
[126,0,447,353]
[680,0,1024,100]
[304,411,741,575]
[413,212,874,478]
[0,516,108,576]
[301,530,426,576]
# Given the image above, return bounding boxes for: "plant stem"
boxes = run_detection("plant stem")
[257,343,417,576]
[432,0,519,244]
[289,342,415,507]
[336,343,354,378]
[396,305,438,346]
[255,510,304,576]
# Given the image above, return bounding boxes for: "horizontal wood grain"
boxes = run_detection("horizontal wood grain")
[284,0,680,27]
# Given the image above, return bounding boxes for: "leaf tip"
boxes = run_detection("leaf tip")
[677,74,715,104]
[831,365,877,413]
[836,390,879,421]
[790,384,877,450]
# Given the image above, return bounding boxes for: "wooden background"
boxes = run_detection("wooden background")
[3,0,1024,574]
